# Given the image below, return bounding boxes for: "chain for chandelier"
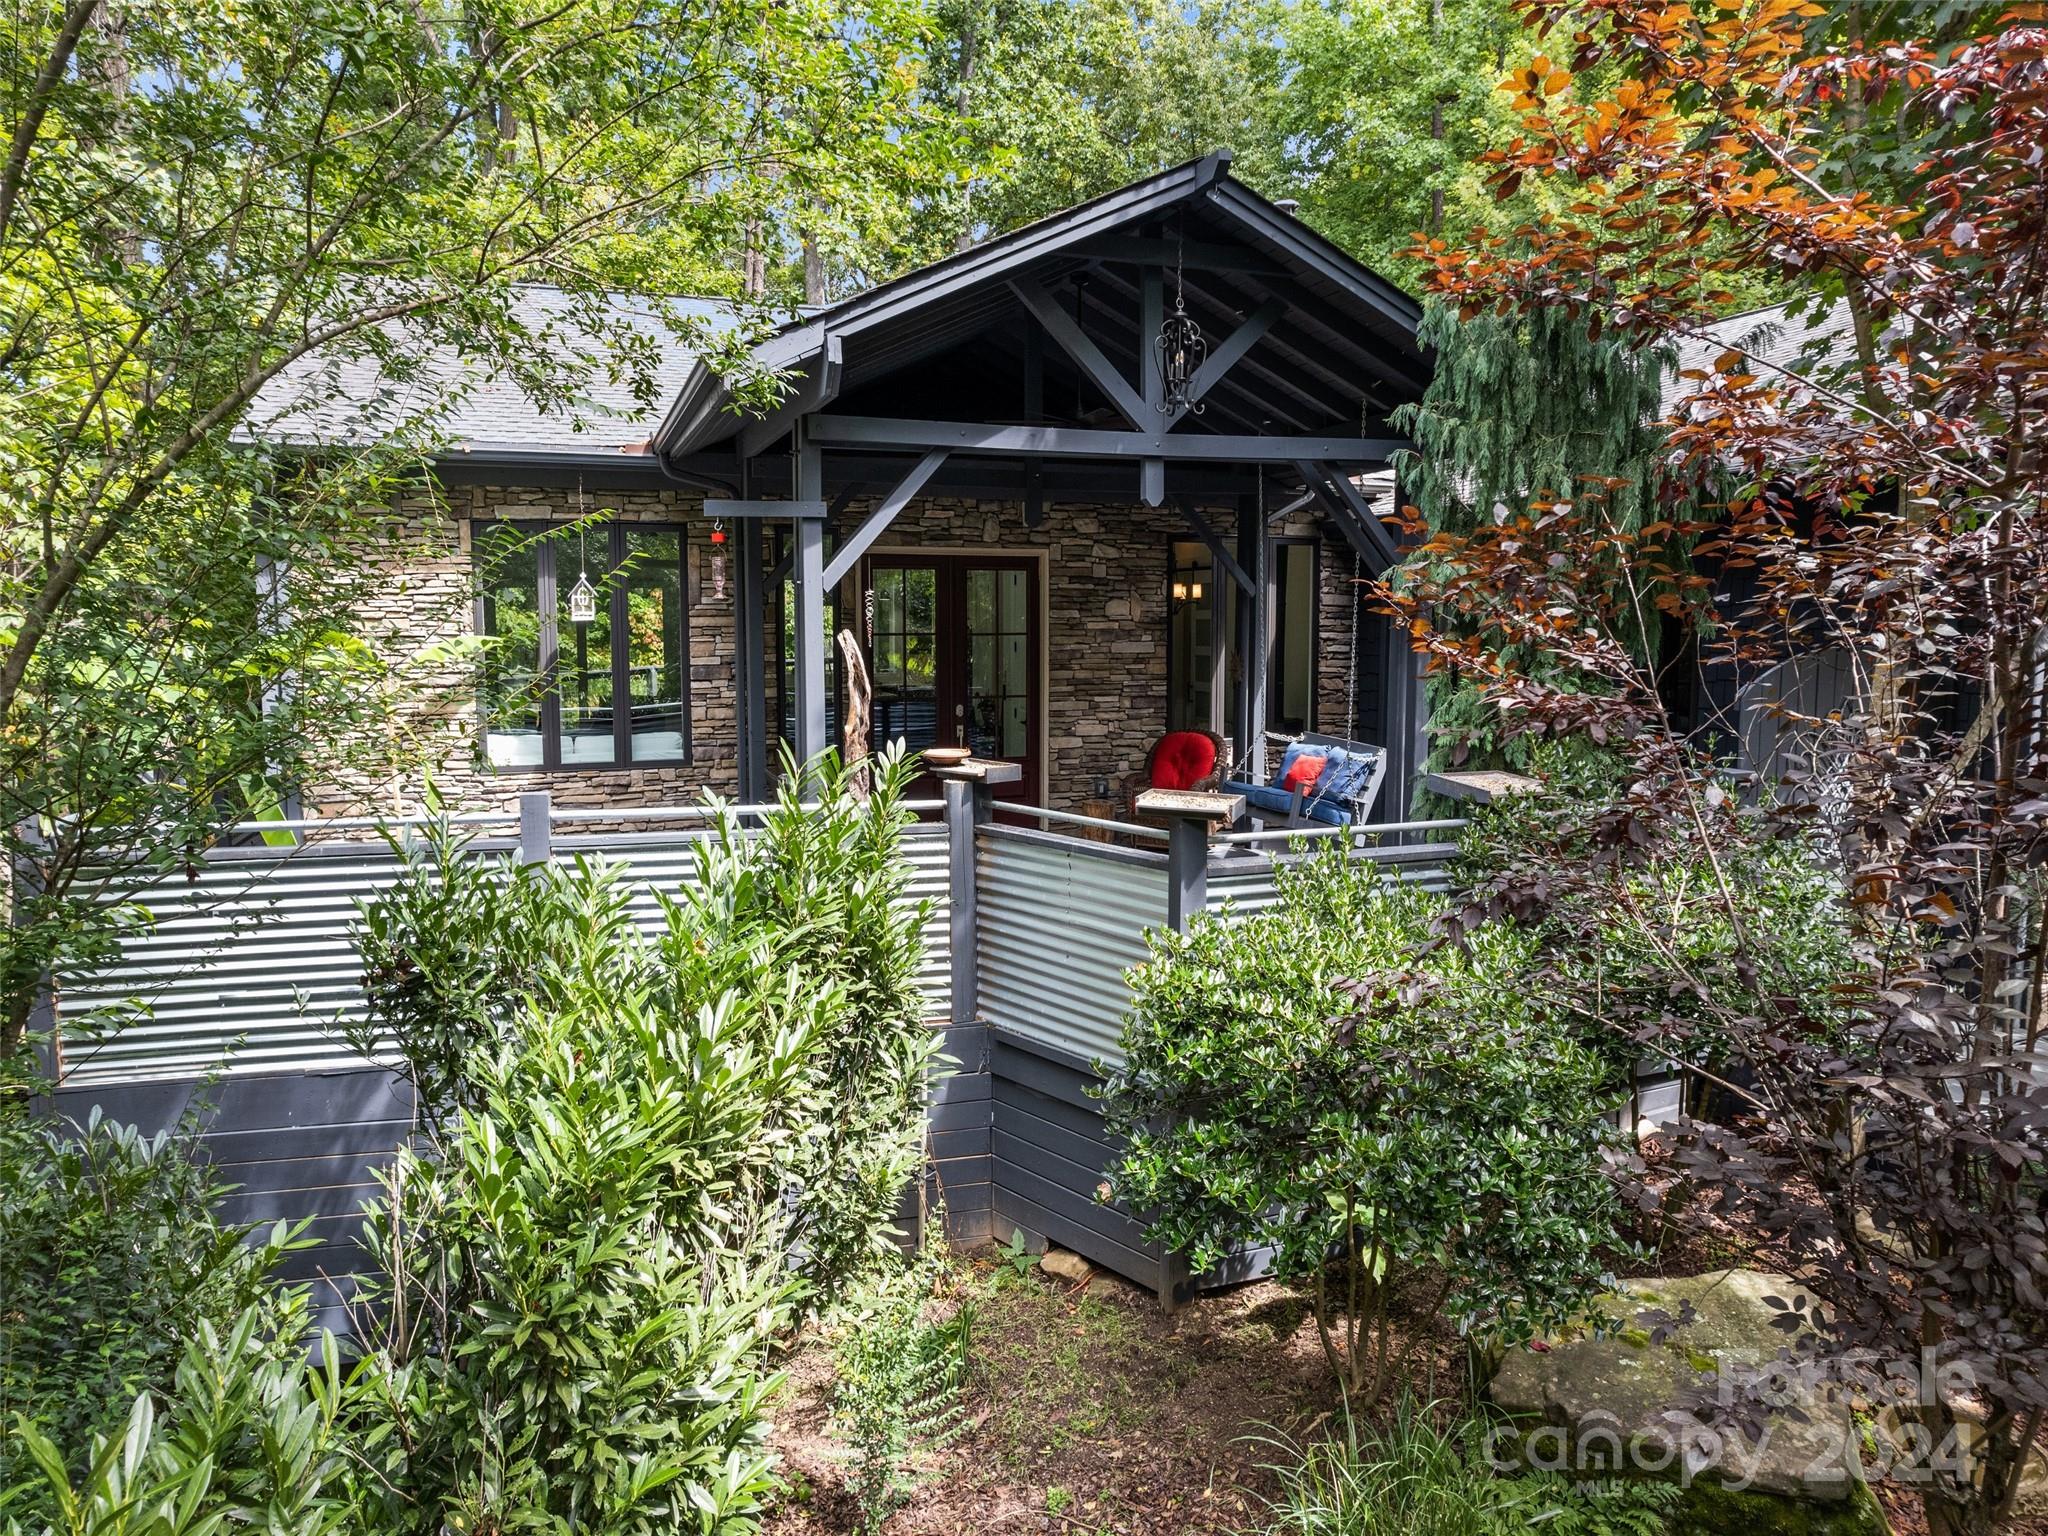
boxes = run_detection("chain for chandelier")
[1156,219,1207,417]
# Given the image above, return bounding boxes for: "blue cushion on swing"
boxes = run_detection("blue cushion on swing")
[1227,780,1355,825]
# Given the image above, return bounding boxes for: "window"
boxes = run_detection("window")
[1268,539,1319,735]
[1166,540,1225,732]
[475,520,689,770]
[1164,537,1320,737]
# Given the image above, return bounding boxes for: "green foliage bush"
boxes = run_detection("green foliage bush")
[4,1306,362,1536]
[330,746,936,1533]
[351,969,800,1536]
[0,1086,297,1493]
[1103,853,1627,1397]
[830,1243,974,1535]
[662,748,936,1300]
[1253,1396,1681,1536]
[1450,766,1857,1097]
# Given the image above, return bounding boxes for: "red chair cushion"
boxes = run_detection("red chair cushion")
[1280,754,1328,794]
[1149,731,1219,791]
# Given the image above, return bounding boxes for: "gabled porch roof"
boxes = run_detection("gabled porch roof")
[657,150,1427,509]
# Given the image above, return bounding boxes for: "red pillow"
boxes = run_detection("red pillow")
[1149,731,1219,791]
[1280,754,1328,794]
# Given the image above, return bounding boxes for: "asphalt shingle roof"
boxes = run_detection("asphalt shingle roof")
[247,287,744,457]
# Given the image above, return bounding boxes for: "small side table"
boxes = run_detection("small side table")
[1076,796,1119,844]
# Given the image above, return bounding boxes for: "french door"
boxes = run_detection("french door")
[865,554,1040,802]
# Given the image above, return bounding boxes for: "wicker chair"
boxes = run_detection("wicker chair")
[1119,728,1227,822]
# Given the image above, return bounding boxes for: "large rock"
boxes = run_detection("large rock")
[1488,1269,1888,1536]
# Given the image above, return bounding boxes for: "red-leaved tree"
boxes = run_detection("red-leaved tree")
[1389,5,2048,1532]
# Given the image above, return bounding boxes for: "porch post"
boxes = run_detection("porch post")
[735,522,768,803]
[518,790,552,865]
[941,775,982,1026]
[792,428,829,771]
[1136,788,1244,931]
[1237,495,1269,781]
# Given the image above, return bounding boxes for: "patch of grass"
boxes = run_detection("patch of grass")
[958,1258,1180,1469]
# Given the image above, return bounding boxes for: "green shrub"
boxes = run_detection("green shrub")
[0,1087,298,1491]
[1103,854,1627,1398]
[830,1243,974,1534]
[350,921,802,1536]
[1450,767,1857,1097]
[659,746,939,1305]
[1252,1397,1681,1536]
[3,1305,361,1536]
[349,815,644,1129]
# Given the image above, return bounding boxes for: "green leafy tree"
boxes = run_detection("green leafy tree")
[1389,302,1690,777]
[1260,0,1538,275]
[0,0,937,1056]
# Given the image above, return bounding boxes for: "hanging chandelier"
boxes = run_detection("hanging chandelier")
[1156,222,1207,416]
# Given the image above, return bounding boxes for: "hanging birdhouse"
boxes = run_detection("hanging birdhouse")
[567,569,598,625]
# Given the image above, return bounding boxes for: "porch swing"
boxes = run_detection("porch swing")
[1217,475,1390,829]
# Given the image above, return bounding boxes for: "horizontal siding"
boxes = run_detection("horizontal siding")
[49,1068,413,1338]
[59,819,951,1088]
[987,1034,1167,1292]
[975,829,1167,1069]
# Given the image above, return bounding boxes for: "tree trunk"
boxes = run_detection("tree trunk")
[953,22,978,253]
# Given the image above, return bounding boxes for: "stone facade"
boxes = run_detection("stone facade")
[307,479,1382,819]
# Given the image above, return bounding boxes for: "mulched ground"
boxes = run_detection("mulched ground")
[761,1253,1470,1536]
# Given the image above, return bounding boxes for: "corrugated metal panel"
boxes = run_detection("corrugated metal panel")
[976,830,1167,1069]
[901,824,953,1020]
[1206,842,1459,917]
[60,822,953,1087]
[58,845,416,1086]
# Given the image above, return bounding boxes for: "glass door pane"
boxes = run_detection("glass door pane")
[1168,540,1219,732]
[871,564,941,752]
[622,528,686,763]
[554,528,616,766]
[965,567,1029,760]
[1270,541,1318,735]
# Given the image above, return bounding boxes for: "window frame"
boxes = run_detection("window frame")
[1267,536,1321,737]
[471,518,693,773]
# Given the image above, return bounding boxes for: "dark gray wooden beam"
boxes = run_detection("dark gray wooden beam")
[823,450,949,589]
[1071,234,1287,275]
[808,414,1405,464]
[791,432,829,768]
[1009,277,1148,429]
[1070,277,1278,434]
[1174,496,1253,595]
[703,498,828,519]
[1306,459,1401,568]
[1083,265,1331,431]
[1168,297,1287,427]
[1139,266,1165,506]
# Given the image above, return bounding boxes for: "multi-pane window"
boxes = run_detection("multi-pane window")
[475,521,689,771]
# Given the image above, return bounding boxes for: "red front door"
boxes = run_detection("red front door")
[865,554,1039,803]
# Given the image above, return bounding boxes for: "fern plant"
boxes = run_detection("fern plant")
[831,1251,975,1535]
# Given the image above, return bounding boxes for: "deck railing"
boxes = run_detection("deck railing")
[49,798,951,1087]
